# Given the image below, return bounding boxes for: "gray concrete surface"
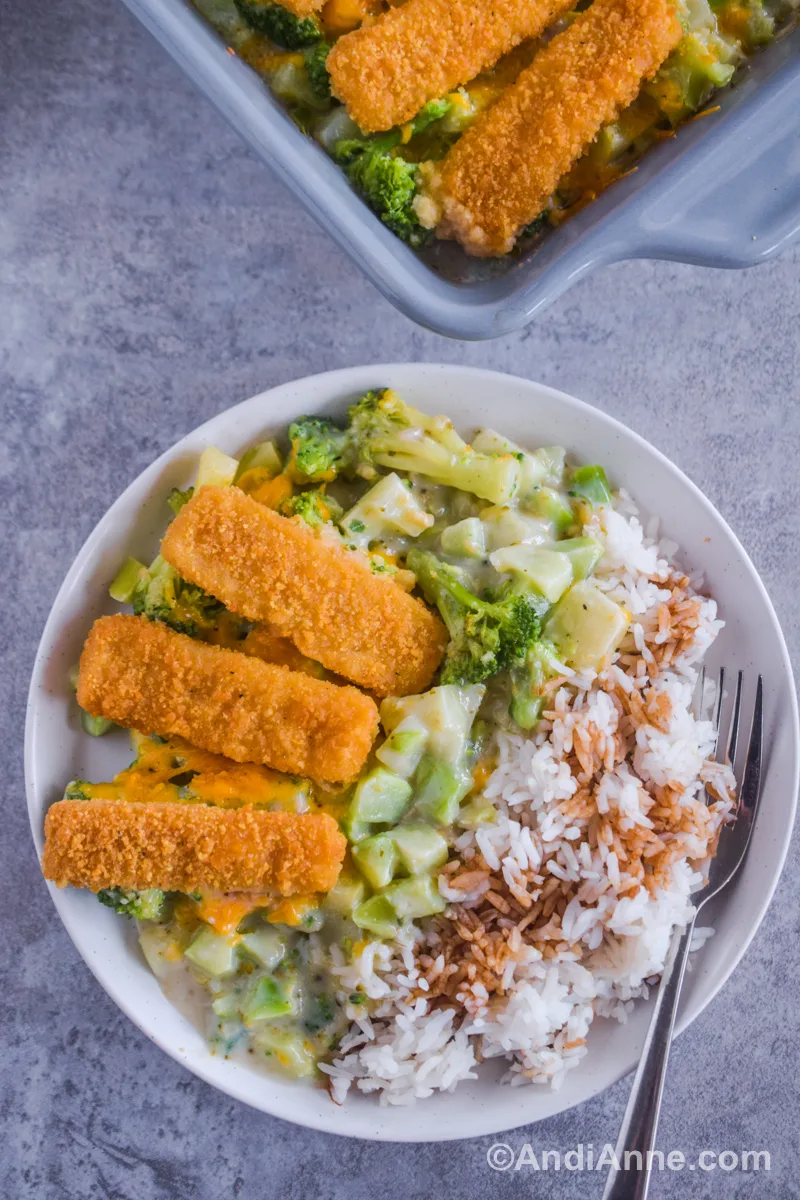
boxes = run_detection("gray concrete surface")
[2,1,799,1196]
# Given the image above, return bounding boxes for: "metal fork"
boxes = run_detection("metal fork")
[602,670,764,1200]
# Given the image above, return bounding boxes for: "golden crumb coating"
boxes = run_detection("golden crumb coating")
[77,615,378,784]
[161,486,447,697]
[42,802,346,895]
[422,0,682,256]
[327,0,574,133]
[279,0,324,14]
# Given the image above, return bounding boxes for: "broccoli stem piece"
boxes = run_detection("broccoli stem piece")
[168,486,195,516]
[233,0,321,48]
[347,389,522,504]
[407,549,541,685]
[98,888,167,920]
[509,641,560,731]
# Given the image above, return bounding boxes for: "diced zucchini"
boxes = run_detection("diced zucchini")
[383,875,446,920]
[251,1026,317,1077]
[381,684,484,766]
[243,975,297,1023]
[234,440,282,482]
[525,487,575,535]
[551,536,604,581]
[440,517,486,560]
[349,767,413,824]
[341,813,372,844]
[543,580,628,670]
[375,721,428,778]
[341,472,434,547]
[196,446,240,489]
[184,927,239,977]
[352,833,399,889]
[322,873,367,917]
[109,556,146,603]
[81,710,115,737]
[480,505,550,552]
[211,988,241,1019]
[238,928,286,969]
[568,465,611,508]
[138,924,179,980]
[391,823,449,874]
[353,894,401,938]
[457,796,497,828]
[413,755,472,826]
[489,545,573,604]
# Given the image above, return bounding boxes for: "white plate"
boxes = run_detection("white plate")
[25,364,799,1142]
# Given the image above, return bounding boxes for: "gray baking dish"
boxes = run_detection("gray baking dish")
[120,0,800,339]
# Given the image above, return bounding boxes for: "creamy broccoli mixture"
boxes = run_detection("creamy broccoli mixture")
[190,0,796,255]
[75,389,639,1082]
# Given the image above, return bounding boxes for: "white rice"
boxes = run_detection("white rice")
[319,491,734,1106]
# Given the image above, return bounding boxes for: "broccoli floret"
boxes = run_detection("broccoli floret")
[407,549,541,685]
[347,389,523,504]
[334,141,427,247]
[234,0,321,47]
[332,98,451,247]
[97,888,167,920]
[168,486,194,516]
[132,557,223,636]
[304,41,331,101]
[287,417,351,482]
[280,488,343,526]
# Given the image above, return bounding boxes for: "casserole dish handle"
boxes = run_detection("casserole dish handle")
[626,67,800,268]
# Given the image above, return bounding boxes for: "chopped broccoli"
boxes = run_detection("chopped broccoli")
[132,556,224,637]
[347,389,522,504]
[407,549,541,685]
[509,640,561,731]
[168,486,194,516]
[304,41,331,102]
[280,488,343,526]
[334,141,427,248]
[287,417,351,482]
[332,98,451,246]
[97,888,167,920]
[64,780,92,800]
[234,0,321,47]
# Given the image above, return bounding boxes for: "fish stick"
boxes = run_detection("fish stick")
[42,802,346,895]
[327,0,575,133]
[161,486,447,697]
[77,615,378,784]
[420,0,682,256]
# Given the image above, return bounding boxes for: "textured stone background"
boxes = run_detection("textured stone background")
[2,1,799,1196]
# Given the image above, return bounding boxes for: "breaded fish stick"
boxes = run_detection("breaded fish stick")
[42,802,346,895]
[327,0,574,133]
[161,486,447,697]
[77,615,378,784]
[421,0,682,256]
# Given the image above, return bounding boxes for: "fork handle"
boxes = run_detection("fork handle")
[601,915,697,1200]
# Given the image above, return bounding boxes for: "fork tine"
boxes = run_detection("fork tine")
[726,670,744,772]
[713,666,725,757]
[739,676,764,824]
[692,665,707,720]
